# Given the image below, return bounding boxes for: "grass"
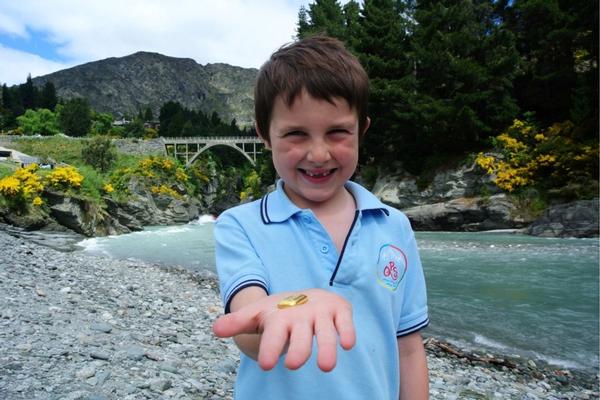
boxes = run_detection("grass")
[5,137,147,205]
[10,136,88,165]
[0,161,18,178]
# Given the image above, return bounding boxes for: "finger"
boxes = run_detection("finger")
[284,321,313,370]
[212,311,260,338]
[334,306,356,350]
[258,319,289,371]
[315,317,337,372]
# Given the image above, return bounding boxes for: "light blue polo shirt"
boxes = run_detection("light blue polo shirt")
[215,180,428,400]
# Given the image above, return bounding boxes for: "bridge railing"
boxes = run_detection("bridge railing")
[163,136,262,143]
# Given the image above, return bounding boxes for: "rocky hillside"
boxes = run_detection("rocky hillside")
[31,52,257,127]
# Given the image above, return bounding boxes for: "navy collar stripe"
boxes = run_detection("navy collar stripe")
[259,180,390,224]
[260,193,271,224]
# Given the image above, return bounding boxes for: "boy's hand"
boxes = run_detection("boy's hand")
[212,288,355,372]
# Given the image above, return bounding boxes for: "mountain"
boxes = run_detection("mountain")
[31,52,257,127]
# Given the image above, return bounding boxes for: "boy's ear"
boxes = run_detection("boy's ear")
[360,117,371,137]
[255,123,271,149]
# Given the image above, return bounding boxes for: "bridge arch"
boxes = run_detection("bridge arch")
[163,136,264,167]
[188,142,256,166]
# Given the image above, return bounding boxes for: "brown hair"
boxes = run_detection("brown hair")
[254,35,370,143]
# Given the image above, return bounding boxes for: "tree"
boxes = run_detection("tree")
[144,107,153,122]
[39,82,58,111]
[297,0,345,39]
[408,0,519,169]
[123,117,145,138]
[353,0,416,166]
[342,0,361,49]
[90,112,114,136]
[59,98,92,136]
[82,136,117,173]
[0,84,16,130]
[497,0,598,137]
[16,108,60,136]
[4,84,24,122]
[159,101,184,136]
[166,111,186,137]
[19,74,37,110]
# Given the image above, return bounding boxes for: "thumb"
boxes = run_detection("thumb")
[212,311,260,338]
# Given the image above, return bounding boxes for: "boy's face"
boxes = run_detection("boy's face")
[261,90,367,209]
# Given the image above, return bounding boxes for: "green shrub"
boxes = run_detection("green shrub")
[82,136,117,172]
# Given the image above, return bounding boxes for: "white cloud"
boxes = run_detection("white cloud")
[0,0,307,85]
[0,12,27,37]
[0,44,72,86]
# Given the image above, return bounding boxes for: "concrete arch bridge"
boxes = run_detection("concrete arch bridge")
[163,136,264,167]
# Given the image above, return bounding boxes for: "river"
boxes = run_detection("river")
[78,216,599,374]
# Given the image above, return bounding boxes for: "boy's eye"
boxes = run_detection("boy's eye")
[328,129,351,135]
[283,130,306,137]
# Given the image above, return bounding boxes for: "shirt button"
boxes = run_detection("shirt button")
[303,215,312,223]
[320,245,329,253]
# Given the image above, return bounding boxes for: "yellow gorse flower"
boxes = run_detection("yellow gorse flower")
[0,176,21,196]
[175,168,188,183]
[475,118,596,193]
[103,183,114,193]
[46,166,84,190]
[497,133,527,153]
[150,184,181,199]
[0,165,46,210]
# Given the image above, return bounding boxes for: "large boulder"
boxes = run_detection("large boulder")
[403,194,532,231]
[114,177,203,226]
[163,198,201,223]
[372,162,499,209]
[527,199,599,238]
[103,197,144,232]
[44,191,132,237]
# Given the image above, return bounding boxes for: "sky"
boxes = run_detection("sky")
[0,0,328,86]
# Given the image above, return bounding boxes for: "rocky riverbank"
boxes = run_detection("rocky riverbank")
[1,229,598,399]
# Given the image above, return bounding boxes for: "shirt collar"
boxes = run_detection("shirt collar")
[260,179,389,224]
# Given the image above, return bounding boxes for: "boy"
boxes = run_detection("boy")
[212,35,429,399]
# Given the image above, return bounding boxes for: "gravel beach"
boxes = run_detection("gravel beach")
[0,228,598,399]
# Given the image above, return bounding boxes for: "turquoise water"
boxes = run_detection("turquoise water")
[79,220,599,374]
[417,231,599,373]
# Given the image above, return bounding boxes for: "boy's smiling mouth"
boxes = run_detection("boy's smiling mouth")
[299,168,337,179]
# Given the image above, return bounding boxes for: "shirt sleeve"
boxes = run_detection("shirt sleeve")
[396,221,429,337]
[214,211,269,313]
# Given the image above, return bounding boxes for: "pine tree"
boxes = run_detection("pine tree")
[0,84,16,129]
[296,0,346,40]
[158,101,184,137]
[144,107,153,122]
[342,1,361,49]
[498,0,598,136]
[59,98,92,137]
[20,74,38,110]
[353,0,416,167]
[39,82,58,111]
[410,0,519,164]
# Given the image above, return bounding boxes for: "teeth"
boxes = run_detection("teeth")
[305,170,332,177]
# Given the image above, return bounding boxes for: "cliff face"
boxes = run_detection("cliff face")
[31,52,257,127]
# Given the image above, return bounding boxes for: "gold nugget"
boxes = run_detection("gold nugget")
[277,294,308,309]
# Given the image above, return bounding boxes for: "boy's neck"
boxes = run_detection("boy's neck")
[312,188,357,253]
[311,187,356,219]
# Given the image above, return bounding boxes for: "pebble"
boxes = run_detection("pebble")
[0,228,597,399]
[90,322,113,333]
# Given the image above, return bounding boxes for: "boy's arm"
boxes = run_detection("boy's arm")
[228,286,268,361]
[213,287,356,372]
[398,332,429,400]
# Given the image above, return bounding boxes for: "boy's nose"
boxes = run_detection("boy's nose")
[306,141,332,163]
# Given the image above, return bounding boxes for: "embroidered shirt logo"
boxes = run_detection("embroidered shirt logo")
[376,244,407,291]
